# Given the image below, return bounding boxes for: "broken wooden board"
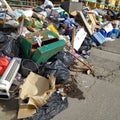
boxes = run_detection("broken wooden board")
[77,11,93,35]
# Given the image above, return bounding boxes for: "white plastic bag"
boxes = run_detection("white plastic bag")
[44,0,54,8]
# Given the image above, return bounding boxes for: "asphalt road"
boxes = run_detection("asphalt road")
[52,39,120,120]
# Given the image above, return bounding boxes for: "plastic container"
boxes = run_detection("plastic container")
[47,24,59,36]
[0,57,9,75]
[112,28,119,38]
[91,32,106,45]
[20,59,38,77]
[32,40,66,63]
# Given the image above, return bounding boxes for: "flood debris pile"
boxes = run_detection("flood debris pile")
[0,0,119,119]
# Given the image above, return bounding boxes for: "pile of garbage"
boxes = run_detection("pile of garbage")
[0,0,119,119]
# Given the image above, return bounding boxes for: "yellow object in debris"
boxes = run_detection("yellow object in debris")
[47,24,59,36]
[106,0,116,5]
[98,17,103,22]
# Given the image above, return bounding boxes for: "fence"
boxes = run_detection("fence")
[6,0,42,7]
[5,0,67,7]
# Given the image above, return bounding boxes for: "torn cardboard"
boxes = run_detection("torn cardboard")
[18,72,56,119]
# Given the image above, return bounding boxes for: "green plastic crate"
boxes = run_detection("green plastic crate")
[32,40,66,63]
[20,36,32,58]
[20,30,59,58]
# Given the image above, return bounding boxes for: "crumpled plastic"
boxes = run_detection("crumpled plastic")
[23,92,68,120]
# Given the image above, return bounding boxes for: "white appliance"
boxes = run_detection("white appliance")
[0,57,21,99]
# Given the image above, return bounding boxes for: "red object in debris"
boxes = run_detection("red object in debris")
[0,57,9,75]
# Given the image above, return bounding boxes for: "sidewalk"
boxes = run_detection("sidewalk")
[52,39,120,120]
[52,79,120,120]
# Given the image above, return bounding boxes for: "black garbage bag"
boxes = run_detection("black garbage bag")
[78,37,95,54]
[39,59,70,84]
[24,92,68,120]
[55,51,74,67]
[0,33,20,57]
[0,32,10,48]
[0,34,7,45]
[78,36,94,58]
[60,1,69,13]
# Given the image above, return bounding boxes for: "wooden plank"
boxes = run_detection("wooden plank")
[1,0,13,13]
[77,11,93,35]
